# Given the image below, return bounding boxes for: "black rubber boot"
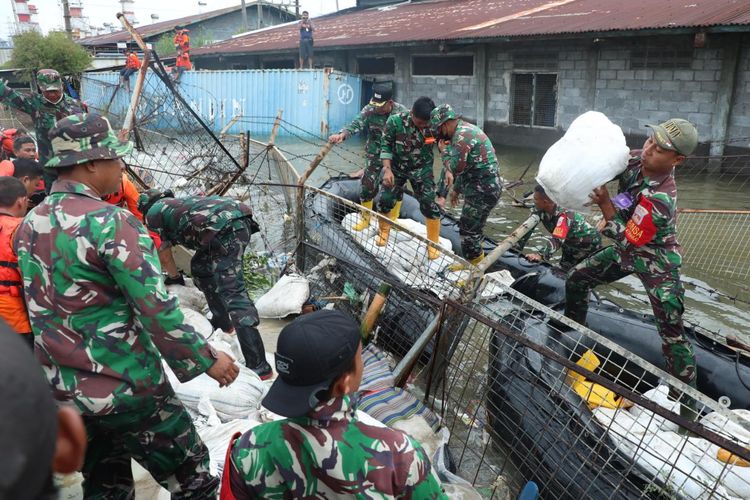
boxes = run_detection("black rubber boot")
[236,324,273,380]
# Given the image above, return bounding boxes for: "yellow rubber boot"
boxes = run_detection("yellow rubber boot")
[425,218,441,260]
[376,217,391,247]
[389,200,403,221]
[448,252,485,272]
[352,200,373,231]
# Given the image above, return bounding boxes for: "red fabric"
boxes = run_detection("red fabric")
[1,128,17,155]
[0,159,14,176]
[625,197,657,246]
[219,432,242,500]
[552,213,569,239]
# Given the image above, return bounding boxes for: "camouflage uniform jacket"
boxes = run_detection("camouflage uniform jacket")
[380,111,434,172]
[341,101,408,148]
[537,208,602,260]
[437,120,500,197]
[601,151,682,273]
[228,394,447,499]
[14,180,215,416]
[146,196,254,250]
[0,81,86,165]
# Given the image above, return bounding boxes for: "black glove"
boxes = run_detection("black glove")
[164,272,185,286]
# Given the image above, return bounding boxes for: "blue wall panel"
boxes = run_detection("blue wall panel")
[82,69,363,140]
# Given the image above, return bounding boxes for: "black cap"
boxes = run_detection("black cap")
[369,82,393,107]
[0,323,58,499]
[262,310,360,417]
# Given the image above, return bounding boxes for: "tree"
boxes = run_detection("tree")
[5,31,92,81]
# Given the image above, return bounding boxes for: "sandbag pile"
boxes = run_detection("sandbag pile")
[592,385,750,499]
[255,273,310,318]
[536,111,630,212]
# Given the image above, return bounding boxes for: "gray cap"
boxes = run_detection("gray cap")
[646,118,698,156]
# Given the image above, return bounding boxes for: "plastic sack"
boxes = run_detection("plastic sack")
[180,307,213,339]
[168,279,207,312]
[255,273,309,318]
[536,111,630,212]
[169,363,269,422]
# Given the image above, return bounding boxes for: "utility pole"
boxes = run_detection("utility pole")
[241,0,248,31]
[257,1,262,30]
[62,0,72,38]
[295,0,299,17]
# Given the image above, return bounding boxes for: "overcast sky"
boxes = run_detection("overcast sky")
[1,0,357,39]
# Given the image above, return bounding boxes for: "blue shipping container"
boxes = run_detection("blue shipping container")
[81,69,364,139]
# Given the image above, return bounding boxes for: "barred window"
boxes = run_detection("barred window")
[357,57,395,74]
[631,48,693,69]
[511,73,557,127]
[412,55,474,76]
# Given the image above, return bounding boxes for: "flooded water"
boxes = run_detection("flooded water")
[263,136,750,342]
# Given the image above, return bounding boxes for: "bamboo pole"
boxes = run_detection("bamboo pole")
[117,12,150,138]
[295,141,335,271]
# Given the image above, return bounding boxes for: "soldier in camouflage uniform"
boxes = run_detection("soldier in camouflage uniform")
[139,189,273,379]
[221,310,447,499]
[526,184,602,271]
[430,104,501,267]
[378,96,443,258]
[14,113,239,498]
[0,69,86,191]
[329,82,408,231]
[564,119,699,414]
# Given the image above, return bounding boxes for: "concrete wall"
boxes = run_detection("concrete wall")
[727,34,750,150]
[194,31,750,152]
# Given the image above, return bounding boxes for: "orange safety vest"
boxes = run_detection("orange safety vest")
[102,175,163,249]
[176,52,192,69]
[126,53,141,70]
[0,214,22,297]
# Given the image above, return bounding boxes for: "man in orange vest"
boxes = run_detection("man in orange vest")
[101,173,182,283]
[119,50,141,92]
[0,135,37,175]
[174,49,192,83]
[0,176,33,346]
[173,26,190,52]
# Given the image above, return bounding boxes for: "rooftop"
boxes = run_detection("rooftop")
[78,2,293,47]
[193,0,750,56]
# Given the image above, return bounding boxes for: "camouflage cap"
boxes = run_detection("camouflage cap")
[46,113,133,168]
[429,104,458,134]
[137,188,174,218]
[37,69,63,92]
[646,118,698,156]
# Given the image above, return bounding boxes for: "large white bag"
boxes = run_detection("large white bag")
[255,273,309,318]
[536,111,630,212]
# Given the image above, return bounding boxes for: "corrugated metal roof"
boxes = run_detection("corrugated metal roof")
[79,2,290,46]
[193,0,750,56]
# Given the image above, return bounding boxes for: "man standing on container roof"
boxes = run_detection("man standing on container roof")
[329,82,408,231]
[430,104,502,268]
[564,118,699,421]
[298,10,314,69]
[378,96,443,259]
[0,69,86,191]
[14,112,239,498]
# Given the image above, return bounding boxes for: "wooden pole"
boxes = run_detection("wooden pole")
[295,141,334,271]
[117,12,150,138]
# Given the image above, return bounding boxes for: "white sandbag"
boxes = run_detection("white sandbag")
[536,111,630,212]
[180,307,213,339]
[172,364,269,422]
[168,281,207,312]
[255,273,310,318]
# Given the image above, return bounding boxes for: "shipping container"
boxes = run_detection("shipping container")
[81,68,364,138]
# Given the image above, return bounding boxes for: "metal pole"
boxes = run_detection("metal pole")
[240,0,248,32]
[295,0,299,16]
[257,1,262,30]
[62,0,72,38]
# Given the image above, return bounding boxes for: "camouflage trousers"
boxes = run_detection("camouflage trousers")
[379,163,441,219]
[564,246,697,387]
[191,223,269,372]
[559,244,601,272]
[459,184,501,260]
[81,393,217,499]
[359,147,383,202]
